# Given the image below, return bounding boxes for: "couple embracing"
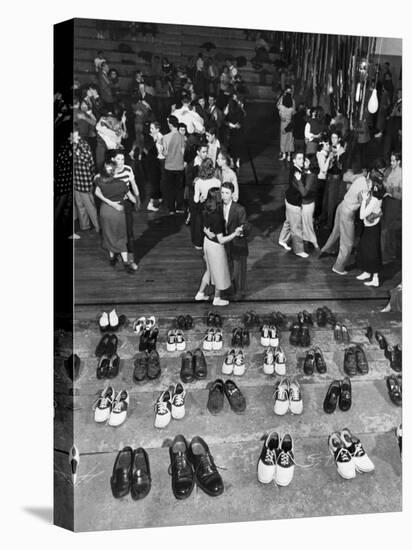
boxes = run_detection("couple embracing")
[195,182,249,306]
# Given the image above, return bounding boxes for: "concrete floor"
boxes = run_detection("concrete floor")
[54,300,402,531]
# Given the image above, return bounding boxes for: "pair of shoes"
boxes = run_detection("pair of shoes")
[263,346,286,376]
[99,309,125,332]
[95,333,118,357]
[222,349,246,376]
[289,322,310,347]
[167,329,186,351]
[206,310,223,328]
[111,447,151,500]
[303,348,327,374]
[375,330,388,350]
[132,315,156,336]
[207,379,246,414]
[323,378,351,413]
[257,432,296,486]
[333,322,350,343]
[64,354,81,381]
[385,344,402,372]
[270,311,287,328]
[329,429,374,479]
[94,387,129,426]
[176,314,194,330]
[180,349,207,382]
[386,375,402,406]
[154,384,186,428]
[231,327,250,347]
[242,310,260,328]
[203,328,223,351]
[343,345,368,376]
[133,350,161,381]
[195,291,209,301]
[316,306,336,326]
[139,326,159,353]
[273,378,303,415]
[169,435,224,499]
[261,324,279,347]
[296,310,313,325]
[278,239,292,251]
[96,353,120,379]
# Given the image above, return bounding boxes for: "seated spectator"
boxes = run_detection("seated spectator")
[108,68,122,103]
[94,50,106,73]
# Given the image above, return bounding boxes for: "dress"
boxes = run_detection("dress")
[191,177,221,248]
[96,176,128,253]
[203,209,231,290]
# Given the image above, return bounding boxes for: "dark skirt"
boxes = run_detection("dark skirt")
[190,202,204,248]
[100,202,127,254]
[357,223,382,274]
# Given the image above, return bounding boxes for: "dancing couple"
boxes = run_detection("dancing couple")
[195,182,249,306]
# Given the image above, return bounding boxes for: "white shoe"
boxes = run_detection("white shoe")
[278,240,292,251]
[203,328,215,351]
[68,233,81,240]
[222,349,236,375]
[261,324,270,347]
[109,308,119,329]
[275,434,295,486]
[296,252,309,258]
[195,292,209,301]
[213,297,229,306]
[263,347,275,375]
[233,350,246,376]
[154,390,172,428]
[166,329,177,352]
[332,267,348,275]
[93,386,115,423]
[340,428,375,473]
[175,329,186,351]
[257,431,279,483]
[99,311,109,331]
[269,325,279,347]
[212,329,223,350]
[328,432,356,479]
[288,378,303,415]
[108,390,129,427]
[274,346,286,376]
[147,199,159,212]
[356,272,370,281]
[364,277,379,287]
[133,316,146,335]
[273,378,290,416]
[171,383,186,420]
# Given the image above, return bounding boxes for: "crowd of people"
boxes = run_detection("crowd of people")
[54,33,401,303]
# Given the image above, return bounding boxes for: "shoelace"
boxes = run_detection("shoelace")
[93,391,112,409]
[173,391,185,406]
[264,448,276,465]
[156,400,169,415]
[175,453,188,476]
[352,441,365,457]
[197,454,215,476]
[335,447,351,463]
[278,450,292,467]
[289,384,301,401]
[275,385,288,400]
[112,399,124,413]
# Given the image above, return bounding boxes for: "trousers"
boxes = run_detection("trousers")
[74,190,100,231]
[164,169,185,212]
[321,202,355,272]
[281,200,304,254]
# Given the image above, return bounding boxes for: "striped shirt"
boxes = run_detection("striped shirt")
[113,165,139,196]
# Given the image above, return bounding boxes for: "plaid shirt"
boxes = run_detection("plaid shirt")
[73,138,95,192]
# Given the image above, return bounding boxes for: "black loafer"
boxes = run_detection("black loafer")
[180,351,194,383]
[365,326,373,343]
[147,350,161,380]
[339,377,352,411]
[241,328,250,347]
[303,349,315,375]
[106,334,118,357]
[355,345,369,375]
[334,323,343,343]
[133,351,148,382]
[193,348,207,379]
[289,322,301,346]
[96,355,110,379]
[231,328,243,347]
[316,308,327,327]
[386,375,402,406]
[185,315,194,330]
[341,325,350,344]
[300,325,311,347]
[176,315,186,330]
[207,379,225,415]
[107,353,120,379]
[65,354,81,381]
[375,331,388,350]
[214,313,223,327]
[303,310,313,325]
[314,347,327,374]
[343,347,357,377]
[207,311,215,327]
[188,436,224,497]
[169,435,195,500]
[110,446,132,499]
[393,345,402,372]
[323,380,341,414]
[147,327,159,352]
[95,334,111,358]
[131,448,151,501]
[139,329,150,352]
[323,306,336,326]
[223,379,246,413]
